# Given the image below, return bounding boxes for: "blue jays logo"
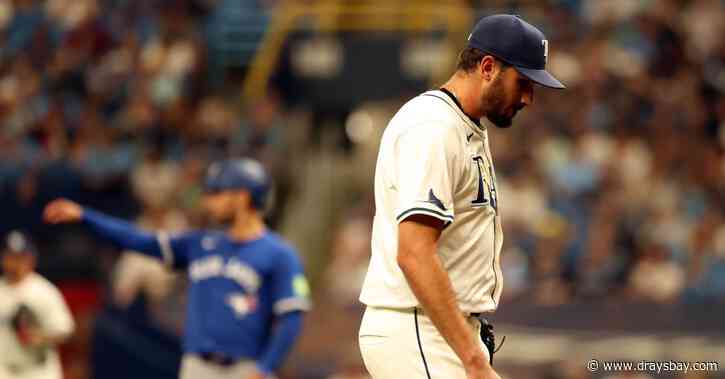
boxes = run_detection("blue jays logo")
[227,293,258,317]
[189,256,261,293]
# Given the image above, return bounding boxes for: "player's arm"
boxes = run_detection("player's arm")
[255,311,304,377]
[28,328,72,347]
[23,331,70,347]
[393,125,496,378]
[20,285,75,348]
[255,248,311,376]
[398,216,492,376]
[43,198,186,267]
[41,283,76,344]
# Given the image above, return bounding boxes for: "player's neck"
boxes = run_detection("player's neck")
[442,72,485,120]
[228,213,266,242]
[6,271,32,286]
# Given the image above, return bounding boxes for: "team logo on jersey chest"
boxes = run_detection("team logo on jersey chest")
[470,155,498,212]
[189,256,261,293]
[227,293,258,317]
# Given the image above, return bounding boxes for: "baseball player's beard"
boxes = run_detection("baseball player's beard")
[208,210,235,225]
[484,75,515,128]
[203,205,236,225]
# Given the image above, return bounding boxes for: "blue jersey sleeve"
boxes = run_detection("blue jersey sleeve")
[156,230,198,269]
[270,248,311,315]
[256,311,304,375]
[82,208,195,269]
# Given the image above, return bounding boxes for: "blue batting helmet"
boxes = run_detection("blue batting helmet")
[203,158,271,209]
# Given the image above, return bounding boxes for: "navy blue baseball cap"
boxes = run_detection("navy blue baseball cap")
[467,14,565,89]
[203,158,271,209]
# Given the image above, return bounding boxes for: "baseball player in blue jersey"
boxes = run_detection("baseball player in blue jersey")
[43,158,310,379]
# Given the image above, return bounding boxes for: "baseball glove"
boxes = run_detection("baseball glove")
[477,316,505,366]
[10,304,47,363]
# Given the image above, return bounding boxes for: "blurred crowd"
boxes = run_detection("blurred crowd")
[485,0,725,306]
[0,0,306,375]
[1,0,724,378]
[325,0,725,313]
[0,0,296,263]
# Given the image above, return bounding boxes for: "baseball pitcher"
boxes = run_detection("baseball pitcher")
[0,231,75,379]
[358,14,565,379]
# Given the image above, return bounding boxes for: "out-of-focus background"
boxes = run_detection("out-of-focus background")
[1,0,724,378]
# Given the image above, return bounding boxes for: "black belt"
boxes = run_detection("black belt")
[412,307,483,318]
[199,352,239,367]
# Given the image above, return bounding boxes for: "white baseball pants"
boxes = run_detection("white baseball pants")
[359,306,490,379]
[179,354,277,379]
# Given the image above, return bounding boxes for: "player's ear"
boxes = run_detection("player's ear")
[235,190,253,211]
[479,55,498,83]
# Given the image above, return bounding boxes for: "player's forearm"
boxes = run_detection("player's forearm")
[37,331,71,347]
[19,327,72,349]
[82,208,164,260]
[398,245,489,370]
[256,311,304,375]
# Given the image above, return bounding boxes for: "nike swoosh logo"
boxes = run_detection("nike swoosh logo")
[467,133,474,142]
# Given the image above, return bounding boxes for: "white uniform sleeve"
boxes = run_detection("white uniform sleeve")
[393,124,461,226]
[36,282,75,340]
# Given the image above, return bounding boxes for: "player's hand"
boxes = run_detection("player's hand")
[43,198,83,224]
[467,365,502,379]
[16,326,46,347]
[246,368,268,379]
[464,353,501,379]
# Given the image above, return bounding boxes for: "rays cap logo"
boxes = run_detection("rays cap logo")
[466,14,565,89]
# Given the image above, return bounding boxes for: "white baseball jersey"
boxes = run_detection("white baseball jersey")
[359,89,504,314]
[0,273,75,379]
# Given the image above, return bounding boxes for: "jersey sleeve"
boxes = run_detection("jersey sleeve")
[393,124,461,226]
[270,248,311,315]
[35,282,75,339]
[82,208,195,269]
[157,231,198,270]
